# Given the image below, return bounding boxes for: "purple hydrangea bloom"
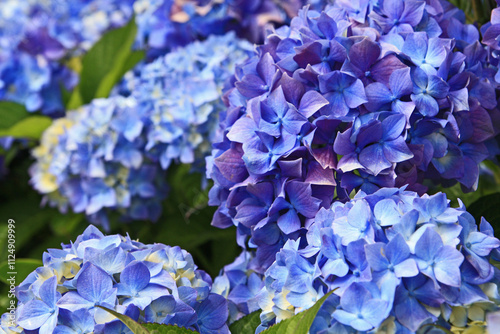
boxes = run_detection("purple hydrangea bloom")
[208,1,500,273]
[256,187,500,333]
[122,0,338,60]
[154,0,335,49]
[1,225,229,334]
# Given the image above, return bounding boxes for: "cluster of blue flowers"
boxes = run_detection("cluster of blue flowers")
[134,0,312,58]
[0,225,229,334]
[0,0,134,58]
[0,0,135,114]
[30,96,168,228]
[6,187,500,334]
[207,0,500,272]
[122,32,254,171]
[256,187,500,333]
[30,32,252,227]
[0,48,76,116]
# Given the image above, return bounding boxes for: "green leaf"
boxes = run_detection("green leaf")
[450,0,494,24]
[94,309,198,334]
[74,17,142,106]
[94,46,143,99]
[483,160,500,185]
[229,311,262,334]
[3,145,19,167]
[114,50,145,90]
[0,259,43,285]
[66,89,84,111]
[262,291,334,334]
[143,323,197,334]
[50,213,84,237]
[96,305,150,334]
[0,196,59,262]
[0,102,52,140]
[60,83,72,110]
[0,102,29,130]
[0,116,52,139]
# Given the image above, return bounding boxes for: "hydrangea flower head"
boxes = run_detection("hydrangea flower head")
[31,32,252,227]
[1,225,229,334]
[138,0,327,52]
[257,187,500,333]
[0,0,131,114]
[3,0,135,59]
[128,32,254,171]
[30,96,168,228]
[208,1,500,272]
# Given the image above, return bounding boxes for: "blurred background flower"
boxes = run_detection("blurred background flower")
[29,32,253,228]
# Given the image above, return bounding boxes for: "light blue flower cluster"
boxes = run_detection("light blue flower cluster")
[207,0,500,272]
[0,225,229,334]
[128,32,254,171]
[29,96,168,228]
[256,187,500,333]
[30,33,252,226]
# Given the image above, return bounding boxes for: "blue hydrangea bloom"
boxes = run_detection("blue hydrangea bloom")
[29,96,168,228]
[256,187,500,333]
[125,32,254,171]
[1,225,229,334]
[0,49,77,116]
[137,0,340,53]
[0,0,132,114]
[208,1,500,273]
[0,0,135,60]
[30,33,252,226]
